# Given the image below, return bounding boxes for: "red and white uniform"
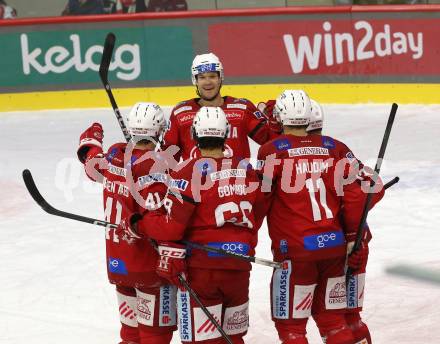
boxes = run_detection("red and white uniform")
[332,139,374,343]
[138,157,265,343]
[257,134,384,343]
[0,4,16,19]
[163,97,269,161]
[81,143,177,344]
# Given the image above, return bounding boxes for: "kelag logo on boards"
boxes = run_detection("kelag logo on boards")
[20,33,141,81]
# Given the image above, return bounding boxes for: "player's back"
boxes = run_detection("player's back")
[258,134,357,262]
[101,143,168,287]
[169,156,263,270]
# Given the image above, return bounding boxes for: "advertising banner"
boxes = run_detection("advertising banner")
[209,18,437,77]
[0,7,439,109]
[0,26,193,88]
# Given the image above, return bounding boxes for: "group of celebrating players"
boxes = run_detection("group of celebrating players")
[76,53,384,344]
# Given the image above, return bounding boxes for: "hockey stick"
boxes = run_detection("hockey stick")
[24,170,230,344]
[384,176,399,190]
[183,240,282,269]
[99,32,131,142]
[187,177,398,269]
[346,103,398,283]
[22,169,116,230]
[178,275,233,344]
[23,169,280,269]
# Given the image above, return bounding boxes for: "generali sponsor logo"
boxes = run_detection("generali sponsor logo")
[137,298,152,320]
[225,310,248,331]
[328,281,346,305]
[283,20,423,74]
[20,33,141,80]
[226,103,247,110]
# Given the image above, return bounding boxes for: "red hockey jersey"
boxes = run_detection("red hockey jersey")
[82,143,168,287]
[257,134,384,262]
[163,97,269,161]
[138,157,266,271]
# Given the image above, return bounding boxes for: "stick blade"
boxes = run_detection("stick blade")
[22,169,52,212]
[99,32,116,84]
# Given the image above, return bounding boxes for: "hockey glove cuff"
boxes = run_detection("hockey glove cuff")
[156,242,187,288]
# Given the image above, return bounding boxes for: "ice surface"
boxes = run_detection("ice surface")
[1,104,439,343]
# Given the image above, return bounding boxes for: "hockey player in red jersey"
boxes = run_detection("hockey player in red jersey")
[121,106,265,344]
[257,90,384,344]
[163,53,270,161]
[77,102,177,344]
[307,99,373,344]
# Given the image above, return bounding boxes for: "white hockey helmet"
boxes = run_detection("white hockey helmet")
[192,106,229,139]
[127,102,165,139]
[191,53,224,85]
[2,6,16,19]
[274,90,311,126]
[307,99,324,132]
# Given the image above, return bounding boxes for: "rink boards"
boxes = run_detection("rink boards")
[1,83,439,111]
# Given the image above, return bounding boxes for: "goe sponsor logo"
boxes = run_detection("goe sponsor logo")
[20,33,141,81]
[304,231,344,250]
[108,257,128,275]
[318,233,336,248]
[207,242,250,257]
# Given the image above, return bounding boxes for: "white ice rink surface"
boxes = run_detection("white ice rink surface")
[1,104,440,343]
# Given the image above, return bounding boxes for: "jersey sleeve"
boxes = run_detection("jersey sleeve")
[244,100,270,145]
[162,111,181,162]
[137,166,196,241]
[340,163,385,242]
[81,145,113,183]
[261,99,282,140]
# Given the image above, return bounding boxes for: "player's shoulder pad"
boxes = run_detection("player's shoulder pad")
[320,135,338,150]
[171,99,196,116]
[226,97,262,118]
[106,142,126,155]
[105,142,127,165]
[258,137,280,158]
[170,157,195,178]
[166,158,196,198]
[235,157,258,175]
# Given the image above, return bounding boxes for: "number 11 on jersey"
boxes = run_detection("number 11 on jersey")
[305,178,333,222]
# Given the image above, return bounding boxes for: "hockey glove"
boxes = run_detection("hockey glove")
[356,166,383,194]
[257,102,267,113]
[347,241,369,272]
[263,100,283,137]
[115,214,143,245]
[77,123,104,163]
[156,242,187,287]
